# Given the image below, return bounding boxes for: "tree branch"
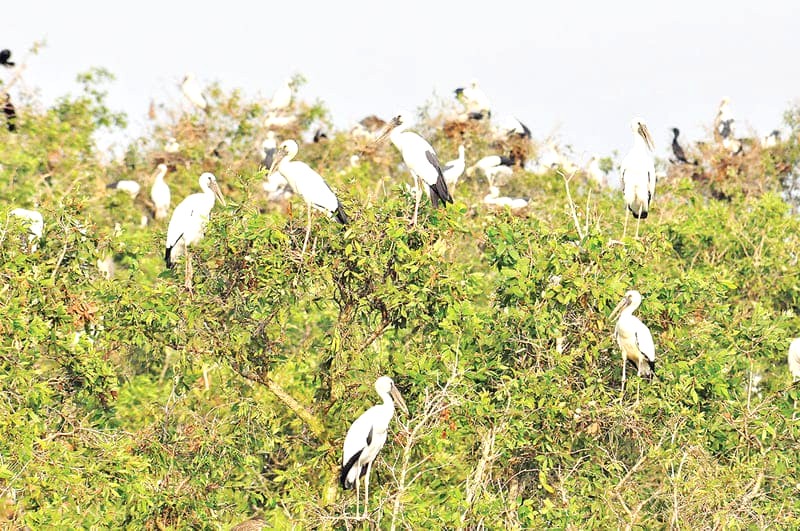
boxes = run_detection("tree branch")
[231,363,326,440]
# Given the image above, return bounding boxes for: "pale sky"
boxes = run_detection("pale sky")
[4,1,799,160]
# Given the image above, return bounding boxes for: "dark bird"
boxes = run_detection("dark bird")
[670,128,696,165]
[0,49,14,68]
[3,94,17,132]
[719,119,733,139]
[313,128,328,143]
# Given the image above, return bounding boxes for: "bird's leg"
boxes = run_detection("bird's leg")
[622,208,629,241]
[301,202,311,256]
[635,205,643,238]
[363,460,373,519]
[354,473,360,519]
[184,250,194,293]
[621,355,627,393]
[411,176,422,226]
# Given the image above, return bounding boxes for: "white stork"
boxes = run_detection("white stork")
[10,208,44,252]
[483,186,528,211]
[610,290,655,391]
[260,132,278,170]
[454,79,491,118]
[375,113,453,225]
[150,164,170,220]
[165,172,225,290]
[789,338,800,383]
[107,179,141,198]
[443,144,466,190]
[620,117,656,239]
[269,78,293,111]
[468,154,515,186]
[341,376,408,518]
[181,74,208,111]
[269,139,348,255]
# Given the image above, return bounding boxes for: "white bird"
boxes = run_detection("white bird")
[496,116,531,139]
[610,290,655,391]
[789,338,800,383]
[483,186,528,211]
[269,78,293,111]
[263,112,297,128]
[165,172,225,289]
[165,137,180,153]
[150,164,171,220]
[762,130,780,148]
[454,79,491,117]
[467,154,515,186]
[715,97,734,139]
[107,179,141,198]
[619,117,656,239]
[586,156,608,187]
[269,139,348,254]
[376,113,453,225]
[443,144,466,189]
[341,376,408,519]
[181,74,207,111]
[260,132,278,170]
[10,208,43,252]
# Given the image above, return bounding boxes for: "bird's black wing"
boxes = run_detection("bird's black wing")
[672,139,688,163]
[261,148,275,170]
[340,449,363,489]
[518,119,532,138]
[425,150,453,207]
[499,155,515,167]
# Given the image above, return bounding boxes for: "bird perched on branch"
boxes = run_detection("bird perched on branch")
[454,79,491,118]
[150,164,170,220]
[620,117,656,238]
[375,113,453,225]
[0,49,14,67]
[269,139,348,254]
[165,172,225,290]
[341,376,408,519]
[670,128,696,165]
[181,74,208,111]
[3,94,16,132]
[610,290,655,391]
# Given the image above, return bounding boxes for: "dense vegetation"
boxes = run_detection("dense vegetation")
[2,65,800,529]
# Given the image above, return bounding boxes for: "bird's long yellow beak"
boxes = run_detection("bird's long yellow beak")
[268,151,286,177]
[390,384,409,415]
[639,123,655,151]
[373,116,401,147]
[210,181,226,207]
[609,297,630,321]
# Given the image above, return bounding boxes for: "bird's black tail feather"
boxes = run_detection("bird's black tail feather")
[165,246,174,269]
[340,450,363,489]
[648,359,656,375]
[430,173,453,209]
[335,201,349,224]
[630,206,649,220]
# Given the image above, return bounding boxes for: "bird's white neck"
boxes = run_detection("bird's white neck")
[632,134,652,154]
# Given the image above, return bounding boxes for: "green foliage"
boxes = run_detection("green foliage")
[1,71,800,530]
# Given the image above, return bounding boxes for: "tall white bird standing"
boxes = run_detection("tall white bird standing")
[715,96,734,140]
[454,79,491,118]
[610,290,655,392]
[375,113,453,225]
[165,172,225,290]
[10,208,44,252]
[150,164,171,220]
[620,118,656,239]
[181,74,208,111]
[268,78,293,111]
[341,376,408,519]
[788,338,800,383]
[269,139,348,255]
[443,144,466,190]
